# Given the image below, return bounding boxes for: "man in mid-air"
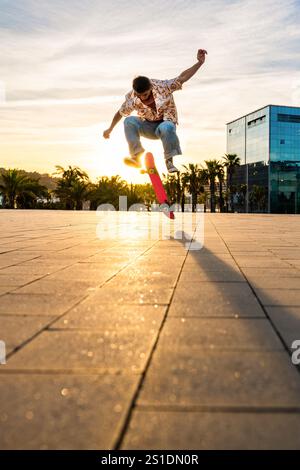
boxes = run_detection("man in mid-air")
[103,49,207,173]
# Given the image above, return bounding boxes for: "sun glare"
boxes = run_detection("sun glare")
[86,122,174,183]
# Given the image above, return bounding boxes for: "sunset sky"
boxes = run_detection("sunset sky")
[1,0,300,182]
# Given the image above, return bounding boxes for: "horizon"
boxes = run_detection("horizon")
[1,0,300,183]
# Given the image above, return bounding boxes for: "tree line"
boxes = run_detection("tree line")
[0,154,247,212]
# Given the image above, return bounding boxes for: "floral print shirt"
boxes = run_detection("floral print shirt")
[118,77,182,124]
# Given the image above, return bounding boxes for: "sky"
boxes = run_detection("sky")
[1,0,300,182]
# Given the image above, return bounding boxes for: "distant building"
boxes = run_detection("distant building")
[227,105,300,213]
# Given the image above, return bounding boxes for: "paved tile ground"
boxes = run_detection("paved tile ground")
[0,210,300,449]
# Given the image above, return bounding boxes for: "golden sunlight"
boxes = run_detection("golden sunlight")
[86,122,174,183]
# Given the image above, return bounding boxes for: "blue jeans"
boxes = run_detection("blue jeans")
[124,116,182,160]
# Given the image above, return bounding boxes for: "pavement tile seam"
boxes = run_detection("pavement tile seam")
[0,272,60,293]
[263,303,300,307]
[169,314,265,319]
[0,255,42,266]
[0,313,58,318]
[113,234,193,450]
[207,219,300,364]
[4,293,91,360]
[3,239,161,360]
[134,405,300,413]
[55,242,103,253]
[0,258,75,275]
[46,325,165,331]
[0,248,22,255]
[0,369,143,375]
[2,213,300,450]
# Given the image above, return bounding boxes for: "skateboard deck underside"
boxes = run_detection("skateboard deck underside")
[145,153,175,219]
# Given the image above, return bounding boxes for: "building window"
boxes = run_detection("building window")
[247,115,266,128]
[278,113,300,123]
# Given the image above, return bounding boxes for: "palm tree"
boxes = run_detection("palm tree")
[54,165,89,183]
[181,164,205,212]
[16,179,49,209]
[216,161,225,213]
[0,169,47,209]
[203,160,220,213]
[163,173,184,209]
[222,153,240,212]
[54,165,90,210]
[69,180,92,210]
[130,183,156,209]
[89,175,128,210]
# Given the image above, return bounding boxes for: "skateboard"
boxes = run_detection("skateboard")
[141,152,175,219]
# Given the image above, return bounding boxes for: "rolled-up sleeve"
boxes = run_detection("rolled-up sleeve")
[164,77,183,93]
[118,92,135,117]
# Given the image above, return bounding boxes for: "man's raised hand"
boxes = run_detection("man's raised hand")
[103,129,111,139]
[197,49,207,64]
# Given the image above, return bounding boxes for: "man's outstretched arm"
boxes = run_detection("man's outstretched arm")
[103,111,122,139]
[177,49,207,85]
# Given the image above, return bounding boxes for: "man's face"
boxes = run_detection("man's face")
[134,87,152,101]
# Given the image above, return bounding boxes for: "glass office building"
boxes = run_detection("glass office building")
[227,105,300,213]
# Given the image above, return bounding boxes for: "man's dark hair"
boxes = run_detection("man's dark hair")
[132,76,151,93]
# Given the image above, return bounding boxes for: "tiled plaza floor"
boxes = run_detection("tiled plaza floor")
[0,210,300,449]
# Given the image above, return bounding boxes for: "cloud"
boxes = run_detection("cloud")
[1,95,121,107]
[1,0,300,179]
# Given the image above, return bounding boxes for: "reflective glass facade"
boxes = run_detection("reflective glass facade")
[227,105,300,213]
